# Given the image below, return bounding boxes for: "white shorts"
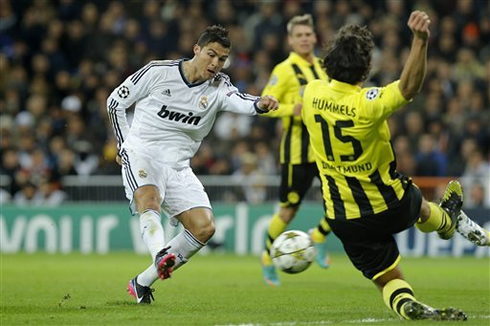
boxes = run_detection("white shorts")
[120,148,212,226]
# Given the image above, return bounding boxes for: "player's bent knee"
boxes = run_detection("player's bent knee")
[417,198,431,223]
[134,185,162,213]
[194,219,215,243]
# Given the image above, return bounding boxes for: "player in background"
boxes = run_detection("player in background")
[107,25,278,304]
[260,14,332,287]
[302,11,490,321]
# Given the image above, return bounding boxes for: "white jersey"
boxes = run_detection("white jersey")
[107,59,263,169]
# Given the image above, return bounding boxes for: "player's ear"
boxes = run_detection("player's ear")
[193,44,201,56]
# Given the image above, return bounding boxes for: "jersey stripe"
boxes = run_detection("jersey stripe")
[291,64,308,85]
[283,117,293,162]
[120,149,138,191]
[108,99,124,148]
[301,123,309,162]
[291,64,310,164]
[326,175,346,219]
[345,176,374,216]
[369,170,400,209]
[235,92,259,102]
[131,62,179,85]
[310,66,320,79]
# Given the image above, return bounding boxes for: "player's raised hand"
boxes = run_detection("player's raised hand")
[408,11,430,41]
[258,95,279,112]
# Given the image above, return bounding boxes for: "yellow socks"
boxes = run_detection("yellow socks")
[311,218,331,243]
[265,214,287,254]
[382,279,417,319]
[415,202,453,234]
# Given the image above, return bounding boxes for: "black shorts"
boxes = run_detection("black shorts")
[326,184,422,280]
[279,163,319,207]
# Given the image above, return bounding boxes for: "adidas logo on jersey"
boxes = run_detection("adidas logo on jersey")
[157,105,202,125]
[161,89,171,96]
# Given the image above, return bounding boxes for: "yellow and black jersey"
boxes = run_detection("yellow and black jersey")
[262,52,328,165]
[302,79,411,220]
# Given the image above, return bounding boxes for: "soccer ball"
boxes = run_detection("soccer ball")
[270,230,317,274]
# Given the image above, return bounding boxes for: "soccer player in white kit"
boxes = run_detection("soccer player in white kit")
[106,25,278,304]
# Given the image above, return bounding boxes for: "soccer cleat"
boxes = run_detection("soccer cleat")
[438,180,463,240]
[127,277,155,304]
[403,301,467,321]
[313,242,331,269]
[261,251,280,287]
[154,246,176,280]
[457,211,490,246]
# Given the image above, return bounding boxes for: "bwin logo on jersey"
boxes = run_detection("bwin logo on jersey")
[157,105,202,125]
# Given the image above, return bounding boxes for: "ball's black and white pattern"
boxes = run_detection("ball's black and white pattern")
[117,86,130,99]
[366,88,379,100]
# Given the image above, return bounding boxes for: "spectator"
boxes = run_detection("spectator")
[0,0,488,207]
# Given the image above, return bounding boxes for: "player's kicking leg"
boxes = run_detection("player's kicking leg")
[309,217,332,269]
[261,213,285,286]
[154,246,176,280]
[439,180,489,246]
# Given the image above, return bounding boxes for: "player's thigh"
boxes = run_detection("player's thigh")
[162,167,212,226]
[279,163,317,206]
[120,148,166,215]
[327,184,423,280]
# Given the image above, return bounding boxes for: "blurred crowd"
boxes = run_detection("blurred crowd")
[0,0,489,207]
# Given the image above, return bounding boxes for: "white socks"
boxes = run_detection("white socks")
[139,209,165,260]
[165,229,205,271]
[137,264,159,287]
[137,229,205,287]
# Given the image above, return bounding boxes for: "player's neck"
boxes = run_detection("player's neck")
[182,60,204,84]
[296,52,314,64]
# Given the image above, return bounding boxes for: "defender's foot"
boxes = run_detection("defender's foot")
[261,251,280,287]
[457,211,490,246]
[438,180,463,240]
[127,277,154,304]
[155,247,176,280]
[309,228,330,269]
[313,242,331,269]
[403,301,467,321]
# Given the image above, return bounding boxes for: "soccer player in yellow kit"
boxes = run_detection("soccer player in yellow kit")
[302,11,490,321]
[260,14,332,286]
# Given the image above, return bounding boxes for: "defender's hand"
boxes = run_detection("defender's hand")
[116,155,122,166]
[293,103,302,116]
[408,11,430,41]
[258,95,279,112]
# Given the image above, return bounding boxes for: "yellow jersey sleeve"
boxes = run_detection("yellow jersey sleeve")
[261,63,298,118]
[359,80,410,121]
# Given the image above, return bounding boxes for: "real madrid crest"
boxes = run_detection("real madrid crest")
[198,95,208,110]
[138,169,147,178]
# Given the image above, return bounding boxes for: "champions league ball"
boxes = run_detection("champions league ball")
[270,230,317,274]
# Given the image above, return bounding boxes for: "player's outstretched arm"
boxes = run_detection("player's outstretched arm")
[257,95,279,112]
[398,11,430,100]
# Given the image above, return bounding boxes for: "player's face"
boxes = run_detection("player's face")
[288,25,316,57]
[193,42,230,80]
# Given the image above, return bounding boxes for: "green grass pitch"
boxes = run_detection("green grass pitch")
[1,253,489,325]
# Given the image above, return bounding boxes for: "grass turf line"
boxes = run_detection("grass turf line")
[1,253,489,325]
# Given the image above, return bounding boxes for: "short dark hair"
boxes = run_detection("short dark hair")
[197,25,231,48]
[323,25,374,84]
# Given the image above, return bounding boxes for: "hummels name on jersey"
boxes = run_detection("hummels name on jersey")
[312,97,356,117]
